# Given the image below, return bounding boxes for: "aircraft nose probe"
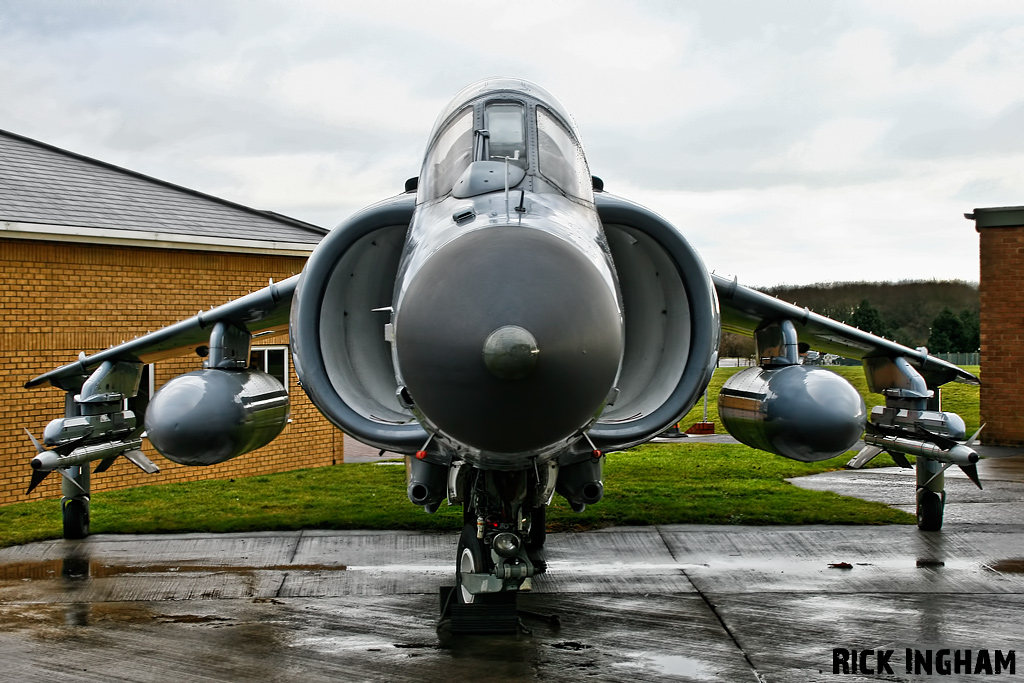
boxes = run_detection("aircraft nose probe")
[482,325,539,381]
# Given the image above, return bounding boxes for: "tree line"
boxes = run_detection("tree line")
[718,280,979,357]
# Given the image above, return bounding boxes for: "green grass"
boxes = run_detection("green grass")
[549,443,912,529]
[3,362,978,549]
[0,443,912,549]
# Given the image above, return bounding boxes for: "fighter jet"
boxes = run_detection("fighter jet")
[25,78,980,629]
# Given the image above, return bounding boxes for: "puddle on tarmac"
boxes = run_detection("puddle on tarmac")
[915,558,944,566]
[5,554,989,586]
[88,563,349,575]
[293,634,409,655]
[546,557,980,575]
[346,564,449,573]
[987,558,1024,573]
[614,651,720,680]
[0,560,64,581]
[0,560,348,584]
[1,603,140,631]
[0,601,236,632]
[156,614,233,624]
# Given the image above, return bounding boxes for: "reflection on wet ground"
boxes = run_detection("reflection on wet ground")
[615,653,718,679]
[987,558,1024,574]
[0,561,348,582]
[4,450,1024,681]
[792,444,1024,527]
[2,522,1024,681]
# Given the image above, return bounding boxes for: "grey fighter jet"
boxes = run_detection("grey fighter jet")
[24,78,980,629]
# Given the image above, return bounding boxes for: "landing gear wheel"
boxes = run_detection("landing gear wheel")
[456,524,486,605]
[62,499,89,540]
[917,490,944,531]
[526,505,547,549]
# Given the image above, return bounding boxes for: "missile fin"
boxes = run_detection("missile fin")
[123,449,160,474]
[965,424,985,447]
[24,428,44,453]
[889,451,913,469]
[913,423,958,450]
[93,455,118,474]
[959,463,983,490]
[26,469,50,495]
[847,445,882,469]
[56,468,87,494]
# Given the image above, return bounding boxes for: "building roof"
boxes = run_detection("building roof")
[965,205,1024,231]
[0,128,328,245]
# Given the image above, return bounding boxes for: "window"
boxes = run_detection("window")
[125,363,155,413]
[419,107,475,200]
[250,346,290,392]
[485,102,527,169]
[537,106,593,201]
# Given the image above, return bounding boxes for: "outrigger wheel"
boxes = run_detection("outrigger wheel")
[62,498,89,540]
[917,489,945,532]
[527,504,546,549]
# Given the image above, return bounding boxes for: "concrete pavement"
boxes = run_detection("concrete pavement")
[3,442,1024,681]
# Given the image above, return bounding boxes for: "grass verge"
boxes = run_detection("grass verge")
[0,442,913,549]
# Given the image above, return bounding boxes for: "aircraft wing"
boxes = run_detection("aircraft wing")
[25,275,298,390]
[712,273,979,387]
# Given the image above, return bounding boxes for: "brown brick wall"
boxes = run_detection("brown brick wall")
[0,238,344,506]
[978,225,1024,445]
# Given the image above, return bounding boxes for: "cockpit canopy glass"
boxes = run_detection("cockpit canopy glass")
[420,107,474,201]
[537,106,593,202]
[484,103,527,170]
[420,97,592,203]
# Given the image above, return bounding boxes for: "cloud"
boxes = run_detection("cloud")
[0,1,1022,283]
[199,150,413,226]
[755,118,892,173]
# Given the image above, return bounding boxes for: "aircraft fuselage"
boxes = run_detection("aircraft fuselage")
[389,80,624,468]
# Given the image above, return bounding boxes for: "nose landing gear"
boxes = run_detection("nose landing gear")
[438,468,551,637]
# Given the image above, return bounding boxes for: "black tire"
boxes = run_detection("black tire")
[63,499,89,540]
[917,490,944,531]
[456,523,487,605]
[527,505,547,549]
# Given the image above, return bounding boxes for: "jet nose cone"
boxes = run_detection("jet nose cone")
[395,227,622,454]
[483,325,539,380]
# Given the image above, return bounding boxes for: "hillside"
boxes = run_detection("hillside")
[719,280,979,356]
[760,280,978,348]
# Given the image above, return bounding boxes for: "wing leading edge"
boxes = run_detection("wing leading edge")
[713,273,979,388]
[25,275,298,390]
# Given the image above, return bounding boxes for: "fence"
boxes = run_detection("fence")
[934,352,980,366]
[717,357,757,367]
[718,352,979,369]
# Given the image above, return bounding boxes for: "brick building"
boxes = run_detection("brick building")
[0,129,344,506]
[967,205,1024,446]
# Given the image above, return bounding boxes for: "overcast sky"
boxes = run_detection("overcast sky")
[2,0,1021,286]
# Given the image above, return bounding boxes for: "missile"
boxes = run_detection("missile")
[31,438,145,472]
[862,433,979,466]
[862,431,983,489]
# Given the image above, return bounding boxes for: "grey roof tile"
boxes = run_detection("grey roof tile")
[0,129,329,244]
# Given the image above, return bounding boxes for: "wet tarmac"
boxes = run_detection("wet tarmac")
[792,443,1024,527]
[3,443,1024,682]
